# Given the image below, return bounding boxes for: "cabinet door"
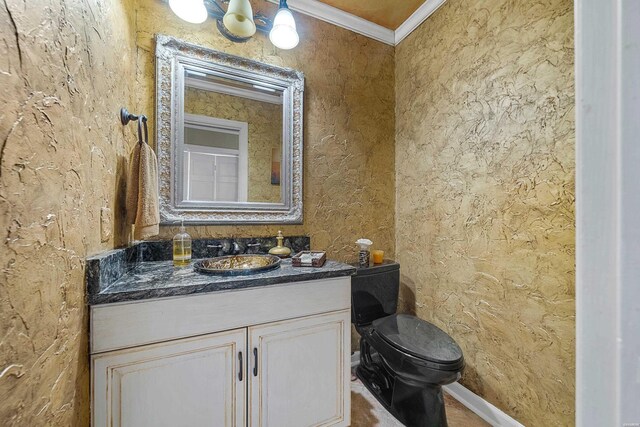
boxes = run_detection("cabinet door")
[92,329,247,427]
[249,310,350,427]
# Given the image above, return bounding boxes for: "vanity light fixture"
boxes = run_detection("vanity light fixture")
[269,0,299,50]
[168,0,208,24]
[167,0,299,49]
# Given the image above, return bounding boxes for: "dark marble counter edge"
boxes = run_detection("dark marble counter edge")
[86,236,311,295]
[89,264,356,305]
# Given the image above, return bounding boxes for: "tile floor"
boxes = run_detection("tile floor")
[351,378,489,427]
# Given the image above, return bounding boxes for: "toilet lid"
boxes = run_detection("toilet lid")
[373,314,463,365]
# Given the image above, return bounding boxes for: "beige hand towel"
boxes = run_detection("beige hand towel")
[126,142,160,240]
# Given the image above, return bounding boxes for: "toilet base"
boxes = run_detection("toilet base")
[356,363,448,427]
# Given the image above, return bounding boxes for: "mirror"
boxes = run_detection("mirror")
[155,35,304,224]
[182,71,283,204]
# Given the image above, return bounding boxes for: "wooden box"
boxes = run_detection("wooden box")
[291,251,327,267]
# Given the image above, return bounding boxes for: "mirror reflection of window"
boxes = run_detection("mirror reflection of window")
[182,115,248,202]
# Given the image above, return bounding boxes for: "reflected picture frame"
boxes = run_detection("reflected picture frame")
[271,147,281,185]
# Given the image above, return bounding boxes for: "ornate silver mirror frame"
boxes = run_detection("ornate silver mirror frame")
[155,34,304,224]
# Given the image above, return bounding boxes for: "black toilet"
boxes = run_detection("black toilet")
[351,261,464,427]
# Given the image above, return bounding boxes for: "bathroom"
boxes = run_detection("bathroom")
[1,0,639,426]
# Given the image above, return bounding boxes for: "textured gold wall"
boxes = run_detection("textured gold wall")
[0,0,138,424]
[184,87,282,203]
[1,0,576,424]
[394,0,575,425]
[0,1,395,423]
[134,0,396,262]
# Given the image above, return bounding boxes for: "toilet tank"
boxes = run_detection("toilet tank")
[351,261,400,327]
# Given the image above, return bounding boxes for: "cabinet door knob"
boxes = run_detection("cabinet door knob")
[253,348,258,377]
[238,351,243,381]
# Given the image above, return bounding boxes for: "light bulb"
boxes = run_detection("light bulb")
[269,8,299,50]
[169,0,208,24]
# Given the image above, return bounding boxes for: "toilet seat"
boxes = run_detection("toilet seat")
[372,314,464,369]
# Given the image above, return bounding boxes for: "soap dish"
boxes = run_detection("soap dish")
[292,251,327,267]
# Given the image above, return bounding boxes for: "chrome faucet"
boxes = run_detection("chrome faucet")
[208,241,259,256]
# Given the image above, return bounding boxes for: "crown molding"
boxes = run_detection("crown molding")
[266,0,446,46]
[394,0,447,45]
[267,0,395,45]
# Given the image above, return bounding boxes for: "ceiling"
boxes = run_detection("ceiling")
[316,0,427,30]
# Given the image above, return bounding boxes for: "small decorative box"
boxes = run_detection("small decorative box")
[291,251,327,267]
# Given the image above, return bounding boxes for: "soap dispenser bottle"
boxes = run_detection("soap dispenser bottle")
[173,220,192,267]
[268,230,292,258]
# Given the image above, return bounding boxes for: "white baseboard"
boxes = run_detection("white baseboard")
[351,351,524,427]
[351,351,360,368]
[443,382,524,427]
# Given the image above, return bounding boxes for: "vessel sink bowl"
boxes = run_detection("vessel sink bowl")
[193,254,281,276]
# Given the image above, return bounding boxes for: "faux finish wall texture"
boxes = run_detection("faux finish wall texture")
[394,0,575,425]
[0,0,395,424]
[0,0,137,425]
[1,0,576,425]
[133,0,397,261]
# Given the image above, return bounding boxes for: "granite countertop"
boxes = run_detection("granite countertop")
[89,258,356,305]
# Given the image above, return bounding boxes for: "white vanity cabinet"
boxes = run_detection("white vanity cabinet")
[92,329,247,427]
[90,277,351,427]
[249,311,349,427]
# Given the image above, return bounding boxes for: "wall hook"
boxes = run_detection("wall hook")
[120,107,139,125]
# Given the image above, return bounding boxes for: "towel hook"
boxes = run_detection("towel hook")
[120,107,139,125]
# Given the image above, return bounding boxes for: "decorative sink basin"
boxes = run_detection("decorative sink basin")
[193,254,281,276]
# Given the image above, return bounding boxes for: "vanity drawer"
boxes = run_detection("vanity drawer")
[90,276,351,354]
